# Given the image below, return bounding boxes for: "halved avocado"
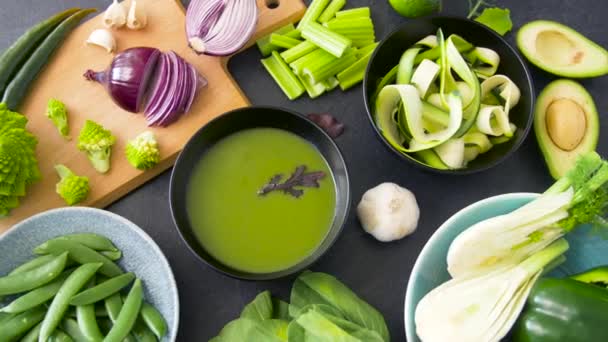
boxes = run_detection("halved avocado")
[517,20,608,78]
[535,79,599,179]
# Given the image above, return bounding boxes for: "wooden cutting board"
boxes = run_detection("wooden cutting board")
[0,0,306,233]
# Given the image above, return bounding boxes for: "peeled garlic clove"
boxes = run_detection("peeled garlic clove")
[127,0,147,30]
[86,29,116,53]
[103,0,127,29]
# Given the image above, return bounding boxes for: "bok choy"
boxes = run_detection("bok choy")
[373,29,522,170]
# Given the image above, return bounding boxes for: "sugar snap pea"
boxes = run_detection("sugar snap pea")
[62,233,119,252]
[104,293,123,323]
[140,301,167,339]
[132,319,157,342]
[62,318,90,342]
[20,321,43,342]
[0,252,68,296]
[101,250,122,261]
[8,254,56,275]
[104,279,143,342]
[0,270,72,314]
[67,305,108,318]
[39,262,102,342]
[70,273,135,306]
[48,328,74,342]
[76,303,104,342]
[35,238,123,277]
[0,306,46,341]
[0,312,13,323]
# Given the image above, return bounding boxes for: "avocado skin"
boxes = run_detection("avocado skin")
[534,79,599,179]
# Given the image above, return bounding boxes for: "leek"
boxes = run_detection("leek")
[297,0,331,29]
[416,239,569,342]
[334,7,370,19]
[256,24,296,57]
[281,41,318,64]
[269,34,302,49]
[337,48,374,90]
[261,51,305,100]
[318,0,346,23]
[301,22,352,58]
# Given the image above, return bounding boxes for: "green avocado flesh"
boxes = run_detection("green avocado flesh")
[534,79,599,179]
[517,20,608,78]
[186,128,336,274]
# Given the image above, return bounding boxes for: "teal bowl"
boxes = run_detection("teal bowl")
[404,193,608,341]
[0,207,179,341]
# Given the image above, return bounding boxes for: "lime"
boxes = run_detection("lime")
[388,0,441,18]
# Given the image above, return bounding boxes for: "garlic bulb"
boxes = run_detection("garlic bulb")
[127,0,147,30]
[103,0,127,29]
[357,182,420,242]
[86,29,116,53]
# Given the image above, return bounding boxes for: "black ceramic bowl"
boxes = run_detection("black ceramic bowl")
[363,17,534,174]
[169,106,350,280]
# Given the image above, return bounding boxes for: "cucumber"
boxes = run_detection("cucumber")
[0,8,80,98]
[2,8,96,110]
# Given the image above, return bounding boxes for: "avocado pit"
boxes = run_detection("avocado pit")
[546,98,587,151]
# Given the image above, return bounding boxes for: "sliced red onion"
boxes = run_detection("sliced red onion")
[186,0,259,56]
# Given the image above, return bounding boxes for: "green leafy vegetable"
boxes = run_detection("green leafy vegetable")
[45,98,69,139]
[474,8,513,35]
[258,165,326,198]
[0,102,40,217]
[54,164,89,206]
[77,119,116,174]
[125,131,160,170]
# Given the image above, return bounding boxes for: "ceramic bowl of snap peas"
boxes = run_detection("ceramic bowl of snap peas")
[363,17,535,174]
[0,207,178,341]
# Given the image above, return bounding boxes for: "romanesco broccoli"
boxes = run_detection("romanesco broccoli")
[0,103,40,217]
[125,131,160,170]
[77,120,116,174]
[55,165,89,205]
[46,98,69,139]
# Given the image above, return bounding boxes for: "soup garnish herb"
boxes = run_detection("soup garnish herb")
[258,165,326,198]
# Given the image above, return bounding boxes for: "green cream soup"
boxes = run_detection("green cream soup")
[186,128,336,273]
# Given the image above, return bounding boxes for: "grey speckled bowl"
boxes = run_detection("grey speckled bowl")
[0,207,179,341]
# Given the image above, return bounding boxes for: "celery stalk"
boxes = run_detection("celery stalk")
[337,48,374,90]
[335,7,370,19]
[357,42,378,58]
[298,74,326,98]
[298,49,337,76]
[281,41,318,64]
[301,22,352,58]
[318,0,346,23]
[289,49,330,75]
[261,51,305,100]
[297,0,331,29]
[326,17,373,31]
[269,34,302,49]
[256,24,296,56]
[284,29,302,39]
[303,49,358,83]
[322,77,340,91]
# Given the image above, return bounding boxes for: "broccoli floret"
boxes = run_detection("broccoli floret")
[45,98,69,139]
[125,131,160,170]
[77,120,116,174]
[55,165,89,205]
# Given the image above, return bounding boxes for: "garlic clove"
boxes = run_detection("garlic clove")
[127,0,147,30]
[86,29,116,53]
[103,0,127,29]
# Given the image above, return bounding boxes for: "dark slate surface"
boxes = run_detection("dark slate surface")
[2,0,607,340]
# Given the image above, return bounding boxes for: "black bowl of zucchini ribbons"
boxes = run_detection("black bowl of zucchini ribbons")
[363,17,535,174]
[169,106,350,281]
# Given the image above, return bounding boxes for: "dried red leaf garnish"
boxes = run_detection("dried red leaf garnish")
[258,165,326,198]
[307,113,345,138]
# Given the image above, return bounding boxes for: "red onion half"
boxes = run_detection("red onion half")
[186,0,258,56]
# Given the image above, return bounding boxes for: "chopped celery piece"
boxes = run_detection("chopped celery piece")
[351,39,376,48]
[261,51,305,100]
[337,48,374,90]
[303,49,357,83]
[284,29,302,39]
[322,77,340,91]
[298,74,326,98]
[335,7,370,19]
[326,17,373,31]
[357,42,378,58]
[256,24,296,56]
[301,22,352,58]
[281,41,318,63]
[269,34,302,49]
[297,0,331,29]
[289,49,329,75]
[318,0,346,23]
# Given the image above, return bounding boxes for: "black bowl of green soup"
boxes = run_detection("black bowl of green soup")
[170,106,350,280]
